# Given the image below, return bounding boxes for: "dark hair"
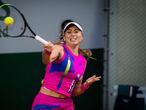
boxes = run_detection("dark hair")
[60,19,73,38]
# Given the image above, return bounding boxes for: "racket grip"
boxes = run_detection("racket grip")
[35,35,53,46]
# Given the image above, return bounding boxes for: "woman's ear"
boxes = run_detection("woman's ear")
[81,33,84,41]
[63,37,65,42]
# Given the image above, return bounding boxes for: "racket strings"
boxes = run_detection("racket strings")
[11,5,36,36]
[0,4,36,39]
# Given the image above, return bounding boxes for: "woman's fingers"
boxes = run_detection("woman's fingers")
[95,76,102,81]
[86,75,101,85]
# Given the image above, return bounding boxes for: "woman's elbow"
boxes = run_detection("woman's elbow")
[72,89,82,96]
[42,53,50,64]
[42,58,48,64]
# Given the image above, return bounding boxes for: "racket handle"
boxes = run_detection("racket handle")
[35,35,54,47]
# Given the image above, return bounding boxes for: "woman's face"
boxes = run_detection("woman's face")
[63,26,83,46]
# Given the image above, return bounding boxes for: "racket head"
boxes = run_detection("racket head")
[0,2,48,46]
[0,3,32,38]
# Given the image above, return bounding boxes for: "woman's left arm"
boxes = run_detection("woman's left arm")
[72,75,101,96]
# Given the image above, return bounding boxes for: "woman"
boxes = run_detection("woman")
[31,19,101,110]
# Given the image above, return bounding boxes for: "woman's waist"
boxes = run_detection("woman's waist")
[40,87,68,99]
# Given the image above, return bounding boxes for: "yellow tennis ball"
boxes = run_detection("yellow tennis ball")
[3,16,14,26]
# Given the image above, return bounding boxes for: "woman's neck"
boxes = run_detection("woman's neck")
[66,44,80,56]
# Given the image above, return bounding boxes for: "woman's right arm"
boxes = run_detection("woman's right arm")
[42,44,64,64]
[42,49,51,64]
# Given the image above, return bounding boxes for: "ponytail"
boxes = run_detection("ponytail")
[79,49,96,61]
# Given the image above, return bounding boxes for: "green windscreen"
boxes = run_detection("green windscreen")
[0,48,104,110]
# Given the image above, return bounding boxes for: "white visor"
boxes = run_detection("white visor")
[63,22,83,34]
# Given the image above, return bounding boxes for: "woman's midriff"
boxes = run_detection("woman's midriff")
[40,87,68,98]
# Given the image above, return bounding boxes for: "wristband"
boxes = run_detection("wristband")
[44,48,51,55]
[81,81,90,92]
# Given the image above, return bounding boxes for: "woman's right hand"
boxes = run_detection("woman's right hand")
[44,41,55,52]
[49,45,64,62]
[42,44,64,64]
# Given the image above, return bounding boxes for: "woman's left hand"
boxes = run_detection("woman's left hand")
[85,75,101,85]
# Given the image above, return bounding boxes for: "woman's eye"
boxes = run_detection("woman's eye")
[74,30,79,33]
[66,31,71,34]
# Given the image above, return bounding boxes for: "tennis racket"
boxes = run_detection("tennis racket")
[0,1,53,47]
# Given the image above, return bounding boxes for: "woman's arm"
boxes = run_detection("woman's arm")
[42,44,64,64]
[72,75,101,96]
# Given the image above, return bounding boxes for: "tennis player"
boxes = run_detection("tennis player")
[31,19,101,110]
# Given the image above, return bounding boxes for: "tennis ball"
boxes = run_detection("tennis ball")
[3,16,14,26]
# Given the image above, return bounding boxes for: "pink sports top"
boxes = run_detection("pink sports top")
[41,44,87,97]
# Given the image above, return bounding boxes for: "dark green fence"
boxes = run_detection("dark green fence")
[0,48,104,110]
